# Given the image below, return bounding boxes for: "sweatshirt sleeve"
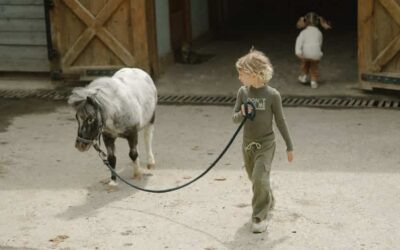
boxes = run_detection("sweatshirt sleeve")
[232,87,244,124]
[272,91,293,151]
[295,31,303,56]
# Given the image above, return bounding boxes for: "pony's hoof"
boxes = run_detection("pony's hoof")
[147,163,155,169]
[132,172,142,180]
[106,185,119,193]
[108,180,118,186]
[100,179,109,185]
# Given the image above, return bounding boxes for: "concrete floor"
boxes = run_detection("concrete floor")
[0,26,399,250]
[156,28,370,98]
[0,100,399,249]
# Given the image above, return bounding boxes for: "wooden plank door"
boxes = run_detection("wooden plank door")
[49,0,151,79]
[358,0,400,90]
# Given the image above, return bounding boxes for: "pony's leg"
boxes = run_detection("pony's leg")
[103,133,118,186]
[127,130,142,180]
[143,123,155,169]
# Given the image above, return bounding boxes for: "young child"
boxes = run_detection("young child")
[233,48,294,233]
[295,12,331,88]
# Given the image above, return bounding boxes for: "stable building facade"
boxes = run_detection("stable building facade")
[0,0,399,91]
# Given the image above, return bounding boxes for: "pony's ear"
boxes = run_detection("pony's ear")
[86,96,102,112]
[86,96,98,108]
[296,17,306,29]
[319,17,332,30]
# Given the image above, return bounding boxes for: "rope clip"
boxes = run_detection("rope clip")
[244,101,256,121]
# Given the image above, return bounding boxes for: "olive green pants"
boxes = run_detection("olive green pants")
[242,135,276,223]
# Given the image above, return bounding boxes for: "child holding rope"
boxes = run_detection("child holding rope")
[233,48,294,233]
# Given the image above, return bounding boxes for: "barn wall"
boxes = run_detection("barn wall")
[0,0,49,72]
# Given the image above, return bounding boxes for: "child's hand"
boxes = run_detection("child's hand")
[241,104,253,116]
[287,151,294,162]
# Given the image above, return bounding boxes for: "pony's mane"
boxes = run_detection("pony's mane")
[68,77,121,118]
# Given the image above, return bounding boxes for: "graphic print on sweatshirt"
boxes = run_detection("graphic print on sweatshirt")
[247,97,266,110]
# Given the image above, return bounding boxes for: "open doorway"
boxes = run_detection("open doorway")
[169,0,192,61]
[208,0,358,91]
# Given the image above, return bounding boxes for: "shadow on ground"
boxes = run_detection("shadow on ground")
[0,98,64,133]
[57,170,153,220]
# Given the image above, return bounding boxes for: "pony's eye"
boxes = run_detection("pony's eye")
[87,118,95,124]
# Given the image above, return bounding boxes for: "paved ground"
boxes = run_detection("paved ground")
[0,27,399,250]
[0,99,399,250]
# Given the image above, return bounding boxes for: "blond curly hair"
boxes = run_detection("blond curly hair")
[235,47,274,84]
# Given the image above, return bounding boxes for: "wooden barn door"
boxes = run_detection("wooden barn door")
[358,0,400,90]
[49,0,151,79]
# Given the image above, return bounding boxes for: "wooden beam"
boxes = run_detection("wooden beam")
[97,28,135,65]
[63,0,131,66]
[96,0,125,25]
[0,0,42,5]
[0,58,50,72]
[62,0,95,27]
[130,0,150,70]
[0,19,45,32]
[372,34,400,71]
[0,5,45,19]
[378,0,400,26]
[358,0,374,74]
[146,0,160,77]
[62,28,95,67]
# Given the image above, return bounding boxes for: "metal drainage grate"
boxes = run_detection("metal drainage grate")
[158,95,237,106]
[158,94,400,109]
[0,89,399,110]
[0,89,69,100]
[281,96,400,109]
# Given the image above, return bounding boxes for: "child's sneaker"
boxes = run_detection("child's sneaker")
[310,81,319,89]
[297,75,307,84]
[252,220,267,233]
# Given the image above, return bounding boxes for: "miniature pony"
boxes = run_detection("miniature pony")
[295,12,331,88]
[68,68,157,186]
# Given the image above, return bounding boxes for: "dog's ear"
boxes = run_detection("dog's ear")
[319,16,332,30]
[296,17,306,29]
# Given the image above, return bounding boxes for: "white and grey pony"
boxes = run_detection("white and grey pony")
[68,68,157,186]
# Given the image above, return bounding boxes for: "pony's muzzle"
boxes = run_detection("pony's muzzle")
[75,140,92,152]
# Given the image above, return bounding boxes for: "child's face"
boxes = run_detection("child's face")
[237,70,259,87]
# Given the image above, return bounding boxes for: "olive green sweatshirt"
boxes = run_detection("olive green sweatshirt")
[232,85,293,151]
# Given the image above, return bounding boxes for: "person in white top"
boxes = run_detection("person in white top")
[295,12,331,88]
